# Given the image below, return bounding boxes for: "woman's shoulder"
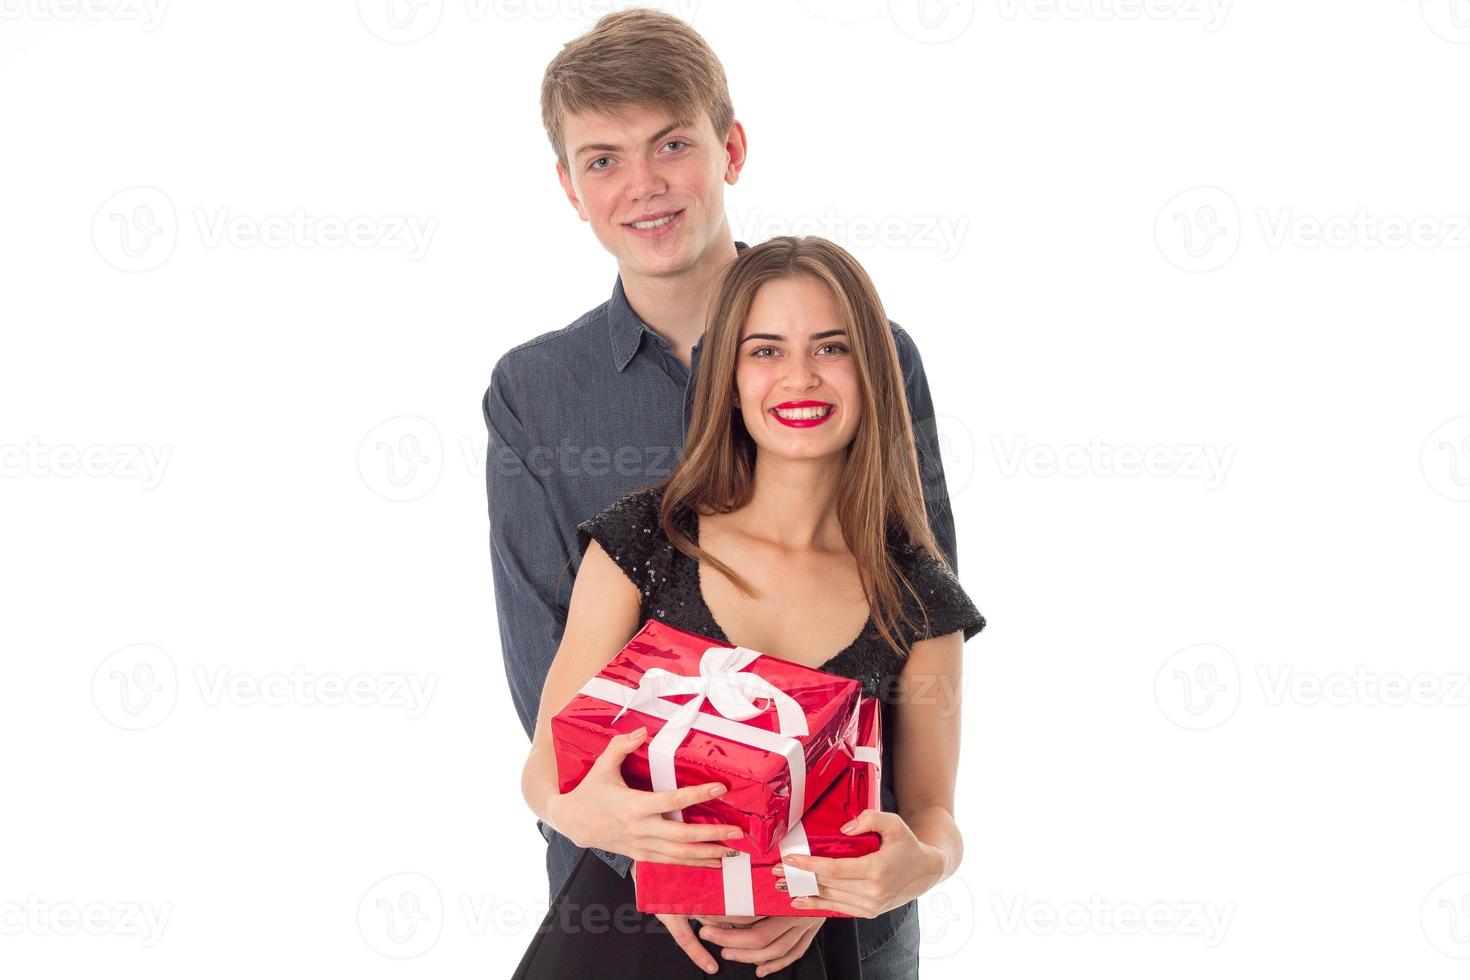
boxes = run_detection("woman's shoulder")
[575,486,671,588]
[890,538,986,645]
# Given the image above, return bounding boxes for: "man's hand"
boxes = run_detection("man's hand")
[696,915,824,977]
[653,912,720,974]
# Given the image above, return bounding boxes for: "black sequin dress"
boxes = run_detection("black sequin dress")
[511,486,986,979]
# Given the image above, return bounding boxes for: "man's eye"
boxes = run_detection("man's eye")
[664,140,687,152]
[589,157,612,171]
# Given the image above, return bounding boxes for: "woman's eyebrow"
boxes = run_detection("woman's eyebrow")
[740,329,849,343]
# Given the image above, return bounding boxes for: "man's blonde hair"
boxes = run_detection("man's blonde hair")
[541,9,735,172]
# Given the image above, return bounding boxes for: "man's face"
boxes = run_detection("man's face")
[734,276,862,464]
[557,105,743,278]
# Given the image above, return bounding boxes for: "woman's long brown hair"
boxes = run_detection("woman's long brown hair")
[657,236,944,656]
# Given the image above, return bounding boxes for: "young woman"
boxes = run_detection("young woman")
[514,236,985,978]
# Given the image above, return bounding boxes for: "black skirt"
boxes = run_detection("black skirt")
[512,850,862,979]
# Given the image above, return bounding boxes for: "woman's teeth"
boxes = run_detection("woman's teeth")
[772,405,833,420]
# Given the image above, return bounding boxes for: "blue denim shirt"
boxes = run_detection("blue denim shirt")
[483,243,956,956]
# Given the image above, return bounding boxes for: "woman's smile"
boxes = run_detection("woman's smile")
[769,400,836,428]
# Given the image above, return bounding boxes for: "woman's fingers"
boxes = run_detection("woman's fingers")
[655,913,719,975]
[643,781,729,815]
[641,818,743,844]
[640,837,737,867]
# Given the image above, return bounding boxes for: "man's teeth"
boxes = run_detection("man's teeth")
[773,405,833,420]
[630,213,678,230]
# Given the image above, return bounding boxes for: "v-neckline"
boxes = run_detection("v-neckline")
[688,509,871,674]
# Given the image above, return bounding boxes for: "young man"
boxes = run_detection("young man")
[484,9,954,975]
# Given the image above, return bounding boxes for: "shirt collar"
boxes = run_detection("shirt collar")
[609,240,750,372]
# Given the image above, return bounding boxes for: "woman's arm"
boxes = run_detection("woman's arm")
[777,629,965,916]
[891,629,965,882]
[519,538,746,863]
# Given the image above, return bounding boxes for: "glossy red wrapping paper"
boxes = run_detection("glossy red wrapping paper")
[551,618,862,856]
[633,697,884,918]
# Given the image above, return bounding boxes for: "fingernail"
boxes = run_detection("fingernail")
[772,866,784,877]
[725,829,743,839]
[790,898,808,907]
[840,821,857,833]
[708,784,726,797]
[630,727,647,739]
[705,964,717,974]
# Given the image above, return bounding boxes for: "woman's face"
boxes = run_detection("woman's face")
[733,275,862,463]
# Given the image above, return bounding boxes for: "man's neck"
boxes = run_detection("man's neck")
[618,231,740,370]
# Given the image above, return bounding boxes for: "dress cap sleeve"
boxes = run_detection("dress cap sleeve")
[575,486,666,593]
[900,545,986,645]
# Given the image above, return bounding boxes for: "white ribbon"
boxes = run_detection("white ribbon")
[607,645,809,825]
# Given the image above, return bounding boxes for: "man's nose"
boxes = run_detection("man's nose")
[623,155,667,204]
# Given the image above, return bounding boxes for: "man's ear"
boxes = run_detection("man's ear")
[722,119,749,186]
[556,161,589,221]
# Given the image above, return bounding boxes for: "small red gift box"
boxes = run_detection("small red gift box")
[552,619,863,855]
[633,697,884,918]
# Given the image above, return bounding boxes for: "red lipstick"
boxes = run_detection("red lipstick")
[769,400,836,428]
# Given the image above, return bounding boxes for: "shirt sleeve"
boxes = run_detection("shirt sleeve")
[903,546,986,646]
[484,358,576,741]
[890,322,960,575]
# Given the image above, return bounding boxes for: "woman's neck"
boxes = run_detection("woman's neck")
[733,455,848,553]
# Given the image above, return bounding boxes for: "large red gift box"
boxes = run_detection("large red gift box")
[633,697,884,918]
[552,619,863,855]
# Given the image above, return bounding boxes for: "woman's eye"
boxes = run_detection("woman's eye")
[818,343,849,356]
[751,345,777,358]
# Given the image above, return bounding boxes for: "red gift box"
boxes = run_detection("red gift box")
[633,697,884,918]
[552,619,863,855]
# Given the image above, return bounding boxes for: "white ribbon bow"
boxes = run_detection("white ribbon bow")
[613,645,809,824]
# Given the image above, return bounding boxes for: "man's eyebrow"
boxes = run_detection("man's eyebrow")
[740,330,849,343]
[573,120,694,160]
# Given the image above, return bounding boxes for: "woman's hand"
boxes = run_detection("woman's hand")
[547,727,745,867]
[775,809,946,918]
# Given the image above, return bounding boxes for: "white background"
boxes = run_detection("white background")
[3,0,1470,976]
